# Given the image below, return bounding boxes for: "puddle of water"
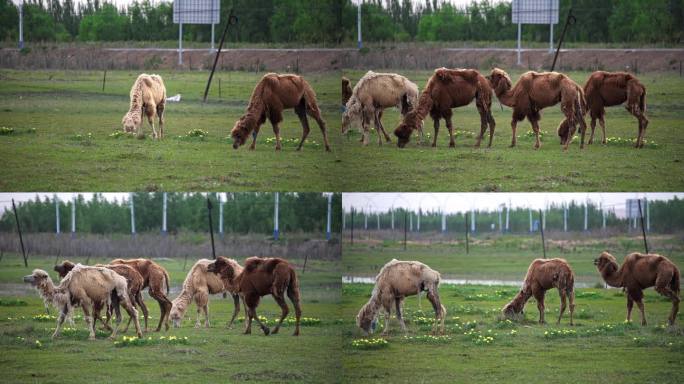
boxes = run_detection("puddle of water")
[342,276,590,288]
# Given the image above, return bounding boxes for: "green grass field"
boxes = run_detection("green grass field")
[0,254,341,383]
[0,69,342,191]
[341,233,684,383]
[338,69,684,191]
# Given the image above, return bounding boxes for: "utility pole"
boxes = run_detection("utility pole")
[71,195,76,238]
[441,211,447,233]
[357,2,362,49]
[129,193,136,236]
[54,194,60,235]
[584,200,588,231]
[11,199,27,267]
[18,1,24,49]
[218,193,224,237]
[326,194,332,240]
[162,192,167,235]
[273,192,280,240]
[563,204,568,232]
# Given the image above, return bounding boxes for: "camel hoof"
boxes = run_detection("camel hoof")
[296,147,302,151]
[449,142,455,148]
[263,328,271,336]
[509,143,516,148]
[431,143,436,148]
[325,146,331,152]
[293,331,300,336]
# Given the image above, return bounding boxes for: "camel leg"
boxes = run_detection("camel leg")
[250,306,270,336]
[249,126,260,150]
[487,111,496,148]
[52,303,69,339]
[227,293,240,329]
[271,293,289,335]
[626,295,634,322]
[156,102,165,139]
[533,289,545,324]
[655,272,680,325]
[269,111,284,151]
[287,285,302,336]
[373,110,383,146]
[380,304,392,336]
[149,287,172,332]
[395,298,407,333]
[146,102,158,139]
[568,290,575,326]
[426,287,444,334]
[119,295,142,339]
[578,111,587,150]
[635,299,647,326]
[108,297,124,340]
[510,118,518,147]
[588,116,596,144]
[636,113,649,148]
[598,115,607,144]
[136,292,149,333]
[530,119,542,150]
[305,96,331,152]
[375,110,392,144]
[83,304,97,340]
[203,304,210,328]
[444,110,456,148]
[474,103,487,148]
[361,112,371,146]
[432,118,440,147]
[557,289,567,325]
[295,102,311,151]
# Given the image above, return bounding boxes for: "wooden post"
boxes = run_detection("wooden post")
[11,199,27,267]
[350,209,354,245]
[465,212,469,255]
[302,253,308,273]
[403,211,407,251]
[207,197,216,260]
[539,209,546,259]
[102,70,106,92]
[203,9,237,103]
[638,199,649,254]
[218,78,221,99]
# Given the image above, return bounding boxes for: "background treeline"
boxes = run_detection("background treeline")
[1,0,682,44]
[341,0,683,44]
[0,0,343,44]
[0,193,342,235]
[344,197,684,233]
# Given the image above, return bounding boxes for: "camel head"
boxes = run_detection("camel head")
[594,251,618,273]
[170,303,183,328]
[394,113,418,148]
[23,269,52,288]
[122,112,141,134]
[54,260,76,279]
[356,302,379,336]
[207,256,237,280]
[341,99,361,134]
[502,290,527,320]
[230,115,258,149]
[488,68,512,95]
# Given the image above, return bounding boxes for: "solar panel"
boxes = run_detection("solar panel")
[173,0,220,24]
[512,0,559,24]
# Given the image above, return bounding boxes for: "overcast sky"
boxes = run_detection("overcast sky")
[343,193,683,216]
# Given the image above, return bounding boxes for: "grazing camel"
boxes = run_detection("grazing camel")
[356,259,446,336]
[208,256,302,336]
[54,260,148,333]
[24,266,142,340]
[394,68,494,148]
[230,73,331,152]
[487,68,587,150]
[584,71,648,147]
[122,73,166,139]
[341,76,353,107]
[110,258,172,332]
[594,252,680,326]
[342,71,420,146]
[502,258,575,325]
[170,258,243,329]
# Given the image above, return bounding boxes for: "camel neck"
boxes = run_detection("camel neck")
[600,264,623,288]
[495,85,515,107]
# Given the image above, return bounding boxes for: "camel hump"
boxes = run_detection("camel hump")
[243,257,264,273]
[264,258,287,273]
[139,75,154,88]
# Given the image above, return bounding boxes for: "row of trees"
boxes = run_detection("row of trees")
[1,0,681,44]
[0,193,342,235]
[341,0,683,44]
[0,0,343,43]
[343,197,684,233]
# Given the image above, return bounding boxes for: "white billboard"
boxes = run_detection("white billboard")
[173,0,220,25]
[512,0,559,25]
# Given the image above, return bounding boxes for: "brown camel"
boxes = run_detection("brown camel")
[488,68,587,150]
[208,256,302,336]
[55,260,148,333]
[111,258,172,331]
[342,76,353,106]
[394,68,495,148]
[594,252,680,326]
[584,71,648,148]
[503,258,575,325]
[230,73,331,152]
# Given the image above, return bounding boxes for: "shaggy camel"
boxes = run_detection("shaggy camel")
[24,266,142,340]
[342,71,420,146]
[54,260,148,333]
[584,71,648,147]
[111,258,172,332]
[594,252,680,326]
[231,73,331,151]
[394,68,494,148]
[502,258,576,325]
[341,76,353,107]
[487,68,587,150]
[122,73,166,139]
[356,259,446,336]
[208,256,302,336]
[170,258,243,329]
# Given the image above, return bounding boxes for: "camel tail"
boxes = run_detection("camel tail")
[639,89,646,114]
[164,269,170,295]
[302,80,321,115]
[671,268,680,296]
